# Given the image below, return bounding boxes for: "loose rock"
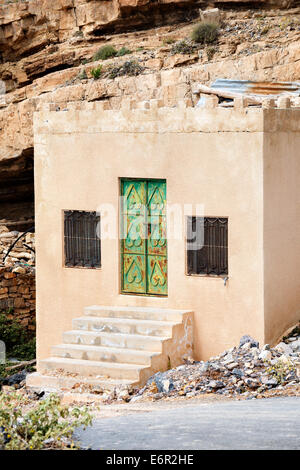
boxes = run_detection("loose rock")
[131,327,300,401]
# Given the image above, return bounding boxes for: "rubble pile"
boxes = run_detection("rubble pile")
[128,330,300,402]
[0,225,35,272]
[44,328,300,403]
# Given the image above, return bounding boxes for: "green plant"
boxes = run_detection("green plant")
[73,30,83,38]
[108,60,144,79]
[0,359,35,380]
[90,65,103,79]
[77,69,88,80]
[116,47,132,57]
[191,22,219,44]
[266,360,296,384]
[0,313,35,360]
[13,337,36,361]
[170,40,196,55]
[93,45,117,61]
[279,16,291,30]
[0,392,92,450]
[206,46,216,61]
[0,362,14,379]
[162,37,176,45]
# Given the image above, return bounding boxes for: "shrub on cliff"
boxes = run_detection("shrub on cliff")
[191,22,219,44]
[90,65,103,80]
[108,60,144,79]
[206,45,217,61]
[170,40,196,55]
[93,45,117,61]
[116,47,132,57]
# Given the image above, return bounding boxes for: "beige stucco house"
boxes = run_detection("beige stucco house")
[28,98,300,390]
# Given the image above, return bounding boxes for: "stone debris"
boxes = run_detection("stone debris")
[1,370,28,388]
[20,327,300,405]
[0,225,35,271]
[46,327,300,404]
[127,328,300,402]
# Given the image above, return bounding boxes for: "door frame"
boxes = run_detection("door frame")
[119,177,168,297]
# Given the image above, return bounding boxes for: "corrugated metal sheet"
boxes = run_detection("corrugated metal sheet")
[210,79,300,98]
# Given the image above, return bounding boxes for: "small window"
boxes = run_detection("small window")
[64,210,101,268]
[187,217,228,276]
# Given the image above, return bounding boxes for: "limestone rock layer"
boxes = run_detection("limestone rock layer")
[0,1,297,60]
[0,0,299,223]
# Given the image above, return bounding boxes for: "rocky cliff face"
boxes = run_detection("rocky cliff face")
[0,1,299,225]
[0,1,296,61]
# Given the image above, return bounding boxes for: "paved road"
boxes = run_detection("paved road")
[76,397,300,450]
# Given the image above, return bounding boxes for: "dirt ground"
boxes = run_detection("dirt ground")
[59,383,300,419]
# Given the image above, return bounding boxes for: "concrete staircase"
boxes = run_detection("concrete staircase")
[27,306,193,392]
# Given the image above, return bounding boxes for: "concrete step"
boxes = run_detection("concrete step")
[40,357,148,380]
[51,344,160,365]
[85,306,191,322]
[63,330,166,352]
[27,307,194,392]
[73,316,176,337]
[26,372,133,392]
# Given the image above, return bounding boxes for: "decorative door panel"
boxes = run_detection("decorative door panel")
[147,215,167,256]
[147,181,166,215]
[123,254,146,294]
[122,180,146,216]
[122,214,146,254]
[121,179,167,296]
[147,255,168,295]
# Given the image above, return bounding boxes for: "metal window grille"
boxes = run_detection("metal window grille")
[64,210,101,268]
[187,217,228,276]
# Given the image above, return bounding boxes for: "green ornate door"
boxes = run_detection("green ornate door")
[121,179,167,296]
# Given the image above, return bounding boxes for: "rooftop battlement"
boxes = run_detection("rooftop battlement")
[34,98,300,136]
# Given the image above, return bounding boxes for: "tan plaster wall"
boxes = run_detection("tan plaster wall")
[34,107,267,363]
[263,118,300,346]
